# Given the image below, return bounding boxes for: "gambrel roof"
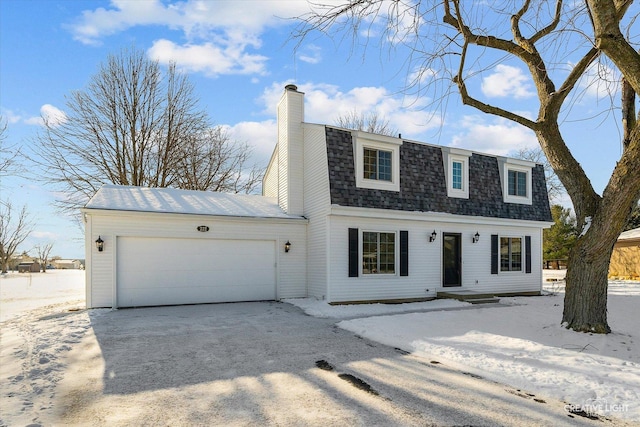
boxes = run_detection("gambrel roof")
[325,127,552,222]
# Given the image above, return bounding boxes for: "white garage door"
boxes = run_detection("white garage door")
[116,237,276,307]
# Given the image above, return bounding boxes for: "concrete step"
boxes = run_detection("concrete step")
[437,290,500,304]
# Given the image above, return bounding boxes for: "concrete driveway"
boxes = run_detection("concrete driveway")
[37,301,628,426]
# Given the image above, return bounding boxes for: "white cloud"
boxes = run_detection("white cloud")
[298,45,322,64]
[451,115,538,156]
[259,81,440,139]
[31,231,59,240]
[481,64,535,99]
[148,40,268,76]
[24,104,67,127]
[67,0,318,76]
[225,120,277,168]
[0,108,22,124]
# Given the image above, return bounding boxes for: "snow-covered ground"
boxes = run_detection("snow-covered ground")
[1,270,639,424]
[287,279,640,423]
[0,269,85,322]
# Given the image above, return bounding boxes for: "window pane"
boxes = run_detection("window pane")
[364,148,377,180]
[511,237,522,270]
[452,161,463,190]
[362,232,377,274]
[500,237,510,271]
[378,150,392,181]
[508,170,517,196]
[517,171,527,197]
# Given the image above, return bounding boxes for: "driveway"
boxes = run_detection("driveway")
[22,301,621,427]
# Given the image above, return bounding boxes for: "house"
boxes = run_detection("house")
[18,262,41,273]
[51,259,83,270]
[609,227,640,280]
[82,85,552,309]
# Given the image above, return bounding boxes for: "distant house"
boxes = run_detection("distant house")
[18,262,41,273]
[83,85,552,309]
[52,259,82,269]
[609,227,640,280]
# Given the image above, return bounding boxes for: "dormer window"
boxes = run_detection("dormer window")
[442,147,471,199]
[364,148,392,181]
[354,131,402,192]
[500,158,534,205]
[508,170,527,197]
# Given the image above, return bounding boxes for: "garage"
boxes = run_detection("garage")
[116,237,276,307]
[83,185,307,309]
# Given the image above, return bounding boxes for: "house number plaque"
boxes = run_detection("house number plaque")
[197,225,210,232]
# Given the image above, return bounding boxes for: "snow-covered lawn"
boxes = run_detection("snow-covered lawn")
[287,281,640,422]
[1,270,639,423]
[0,269,85,322]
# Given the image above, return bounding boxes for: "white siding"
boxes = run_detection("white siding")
[303,124,331,299]
[326,213,543,303]
[85,210,306,308]
[276,88,304,215]
[263,149,279,198]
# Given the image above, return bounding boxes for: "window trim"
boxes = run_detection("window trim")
[443,148,471,199]
[354,131,401,192]
[501,158,533,205]
[361,230,397,276]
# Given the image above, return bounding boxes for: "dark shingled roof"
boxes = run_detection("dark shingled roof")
[325,127,552,222]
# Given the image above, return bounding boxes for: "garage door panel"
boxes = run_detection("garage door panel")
[117,237,276,307]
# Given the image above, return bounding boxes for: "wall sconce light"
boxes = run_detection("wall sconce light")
[429,230,437,242]
[473,232,480,243]
[95,236,104,252]
[284,240,291,253]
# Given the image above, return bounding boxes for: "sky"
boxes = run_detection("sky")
[0,0,634,259]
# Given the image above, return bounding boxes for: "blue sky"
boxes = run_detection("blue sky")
[0,0,630,259]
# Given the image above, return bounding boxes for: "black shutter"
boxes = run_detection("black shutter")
[491,234,499,275]
[525,235,532,274]
[400,231,409,276]
[348,228,359,277]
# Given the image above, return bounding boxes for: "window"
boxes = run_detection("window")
[363,231,395,274]
[354,131,401,192]
[508,170,527,197]
[363,148,392,181]
[443,148,471,199]
[452,161,463,190]
[501,159,533,205]
[500,237,522,272]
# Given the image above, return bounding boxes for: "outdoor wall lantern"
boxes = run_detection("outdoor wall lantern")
[284,240,292,253]
[473,232,480,243]
[95,236,104,252]
[429,230,437,242]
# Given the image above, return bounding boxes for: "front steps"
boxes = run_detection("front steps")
[437,290,501,304]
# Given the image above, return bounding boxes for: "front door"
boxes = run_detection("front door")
[443,233,462,287]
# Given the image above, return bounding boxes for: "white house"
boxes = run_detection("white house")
[83,85,552,309]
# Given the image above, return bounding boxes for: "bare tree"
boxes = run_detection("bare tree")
[35,243,54,272]
[335,109,398,136]
[34,47,261,214]
[175,127,262,193]
[514,147,564,203]
[0,116,22,179]
[296,1,640,333]
[0,201,34,273]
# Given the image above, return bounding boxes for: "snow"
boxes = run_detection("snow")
[579,216,592,237]
[0,269,85,322]
[84,184,302,219]
[287,280,640,422]
[1,270,639,424]
[618,226,640,241]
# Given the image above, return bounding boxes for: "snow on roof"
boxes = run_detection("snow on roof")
[619,227,640,241]
[84,185,303,220]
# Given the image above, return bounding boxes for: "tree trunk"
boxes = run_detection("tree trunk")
[563,237,612,333]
